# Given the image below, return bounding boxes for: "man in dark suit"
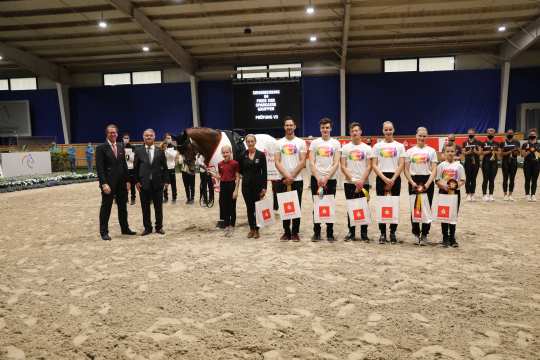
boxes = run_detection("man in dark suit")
[134,128,169,235]
[96,124,136,241]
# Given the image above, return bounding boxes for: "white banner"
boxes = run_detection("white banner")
[432,193,459,224]
[255,197,276,228]
[346,197,372,226]
[375,196,400,224]
[313,195,336,224]
[277,190,301,220]
[409,194,433,224]
[0,152,51,178]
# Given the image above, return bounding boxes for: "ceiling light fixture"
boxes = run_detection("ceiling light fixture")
[306,0,315,15]
[0,55,3,61]
[142,46,150,52]
[498,25,506,32]
[309,35,317,42]
[98,12,108,29]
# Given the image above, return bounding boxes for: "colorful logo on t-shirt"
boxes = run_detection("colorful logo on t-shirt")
[410,153,428,164]
[380,147,397,158]
[317,146,333,157]
[348,149,365,161]
[281,143,297,156]
[442,168,458,181]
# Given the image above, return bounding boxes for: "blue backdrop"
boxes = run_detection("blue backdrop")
[0,89,64,143]
[302,76,341,137]
[507,67,540,131]
[70,82,192,142]
[198,80,233,130]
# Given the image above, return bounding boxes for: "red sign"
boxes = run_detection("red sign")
[284,202,295,214]
[262,209,271,220]
[437,205,450,218]
[381,206,393,219]
[353,209,365,221]
[319,205,330,218]
[413,208,422,219]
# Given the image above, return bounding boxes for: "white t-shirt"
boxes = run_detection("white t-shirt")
[436,161,465,186]
[371,140,406,173]
[341,141,372,184]
[406,145,438,176]
[165,147,178,170]
[309,137,342,179]
[125,148,135,170]
[276,136,306,181]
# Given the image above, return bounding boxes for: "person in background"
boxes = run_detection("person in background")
[481,128,499,202]
[435,144,465,248]
[309,117,341,242]
[196,153,214,206]
[123,133,137,205]
[500,129,520,201]
[95,124,135,241]
[134,128,169,236]
[48,142,60,154]
[340,122,372,242]
[180,152,196,204]
[275,116,307,241]
[442,134,462,159]
[85,143,94,173]
[67,145,77,173]
[239,134,267,239]
[404,127,438,246]
[162,133,179,204]
[212,145,239,236]
[371,121,407,244]
[462,128,483,201]
[521,128,540,202]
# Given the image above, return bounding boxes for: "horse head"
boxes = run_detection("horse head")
[175,129,198,166]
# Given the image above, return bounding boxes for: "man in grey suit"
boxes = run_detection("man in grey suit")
[134,129,169,236]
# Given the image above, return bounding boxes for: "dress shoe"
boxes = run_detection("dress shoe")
[101,234,111,241]
[389,232,397,244]
[156,228,165,235]
[343,233,355,242]
[247,230,255,238]
[141,229,152,236]
[360,233,370,242]
[327,235,336,242]
[122,229,137,235]
[280,233,291,241]
[311,233,321,242]
[253,230,260,239]
[291,234,300,242]
[378,234,387,244]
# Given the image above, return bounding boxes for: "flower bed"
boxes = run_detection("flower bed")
[0,172,98,193]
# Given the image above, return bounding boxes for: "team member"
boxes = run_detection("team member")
[214,145,239,235]
[340,122,372,242]
[239,135,267,239]
[180,153,196,204]
[371,121,407,244]
[309,118,341,242]
[435,145,465,248]
[462,128,483,201]
[522,129,540,201]
[122,133,137,205]
[275,116,307,241]
[162,133,179,203]
[134,129,169,236]
[85,143,94,173]
[500,129,520,201]
[95,124,135,241]
[404,127,437,246]
[481,128,499,201]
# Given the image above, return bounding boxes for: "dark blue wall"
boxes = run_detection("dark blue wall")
[507,67,540,131]
[347,69,501,135]
[70,82,192,142]
[302,75,341,137]
[0,89,64,143]
[198,80,233,129]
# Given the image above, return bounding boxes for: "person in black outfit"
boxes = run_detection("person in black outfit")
[134,128,169,235]
[499,129,521,201]
[239,135,267,239]
[180,155,196,204]
[522,129,540,201]
[196,154,214,206]
[96,124,136,241]
[162,133,179,203]
[481,128,499,201]
[122,133,137,205]
[462,128,483,201]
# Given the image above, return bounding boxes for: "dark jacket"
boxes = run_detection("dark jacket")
[133,145,169,191]
[95,141,129,193]
[239,149,267,191]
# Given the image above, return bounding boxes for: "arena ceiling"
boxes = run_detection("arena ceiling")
[0,0,539,80]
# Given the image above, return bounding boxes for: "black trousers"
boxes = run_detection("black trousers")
[164,169,177,200]
[99,188,129,236]
[502,159,518,193]
[242,185,263,230]
[276,180,303,236]
[310,176,337,236]
[524,160,540,195]
[344,183,369,236]
[271,181,279,211]
[376,172,401,234]
[219,181,237,227]
[464,160,479,194]
[408,174,434,236]
[200,172,214,203]
[440,190,461,240]
[140,186,164,231]
[481,160,498,195]
[181,172,195,201]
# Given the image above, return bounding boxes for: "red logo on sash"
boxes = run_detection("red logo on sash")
[284,202,295,214]
[413,208,422,219]
[353,209,365,221]
[262,209,271,220]
[437,205,450,218]
[382,207,393,219]
[319,206,330,218]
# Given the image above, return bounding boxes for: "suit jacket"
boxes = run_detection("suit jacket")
[134,145,169,191]
[239,149,267,191]
[95,142,129,193]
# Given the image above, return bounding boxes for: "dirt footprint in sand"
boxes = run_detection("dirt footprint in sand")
[312,317,337,344]
[3,346,25,359]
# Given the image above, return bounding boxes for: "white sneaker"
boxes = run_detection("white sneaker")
[489,195,495,202]
[508,195,515,201]
[527,195,532,201]
[532,195,537,202]
[503,195,509,201]
[483,195,489,202]
[470,195,475,202]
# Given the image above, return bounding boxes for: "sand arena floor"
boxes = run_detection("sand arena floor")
[0,173,539,360]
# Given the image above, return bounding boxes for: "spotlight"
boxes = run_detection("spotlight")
[142,46,150,52]
[0,55,3,61]
[306,5,315,14]
[498,25,506,32]
[98,20,108,29]
[309,35,317,42]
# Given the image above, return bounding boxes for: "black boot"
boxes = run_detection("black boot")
[378,233,387,244]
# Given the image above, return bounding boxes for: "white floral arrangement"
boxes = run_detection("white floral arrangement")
[0,172,97,193]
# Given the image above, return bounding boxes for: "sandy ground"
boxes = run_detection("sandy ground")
[0,172,539,360]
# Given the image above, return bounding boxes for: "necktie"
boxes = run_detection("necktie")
[111,143,117,158]
[147,147,152,164]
